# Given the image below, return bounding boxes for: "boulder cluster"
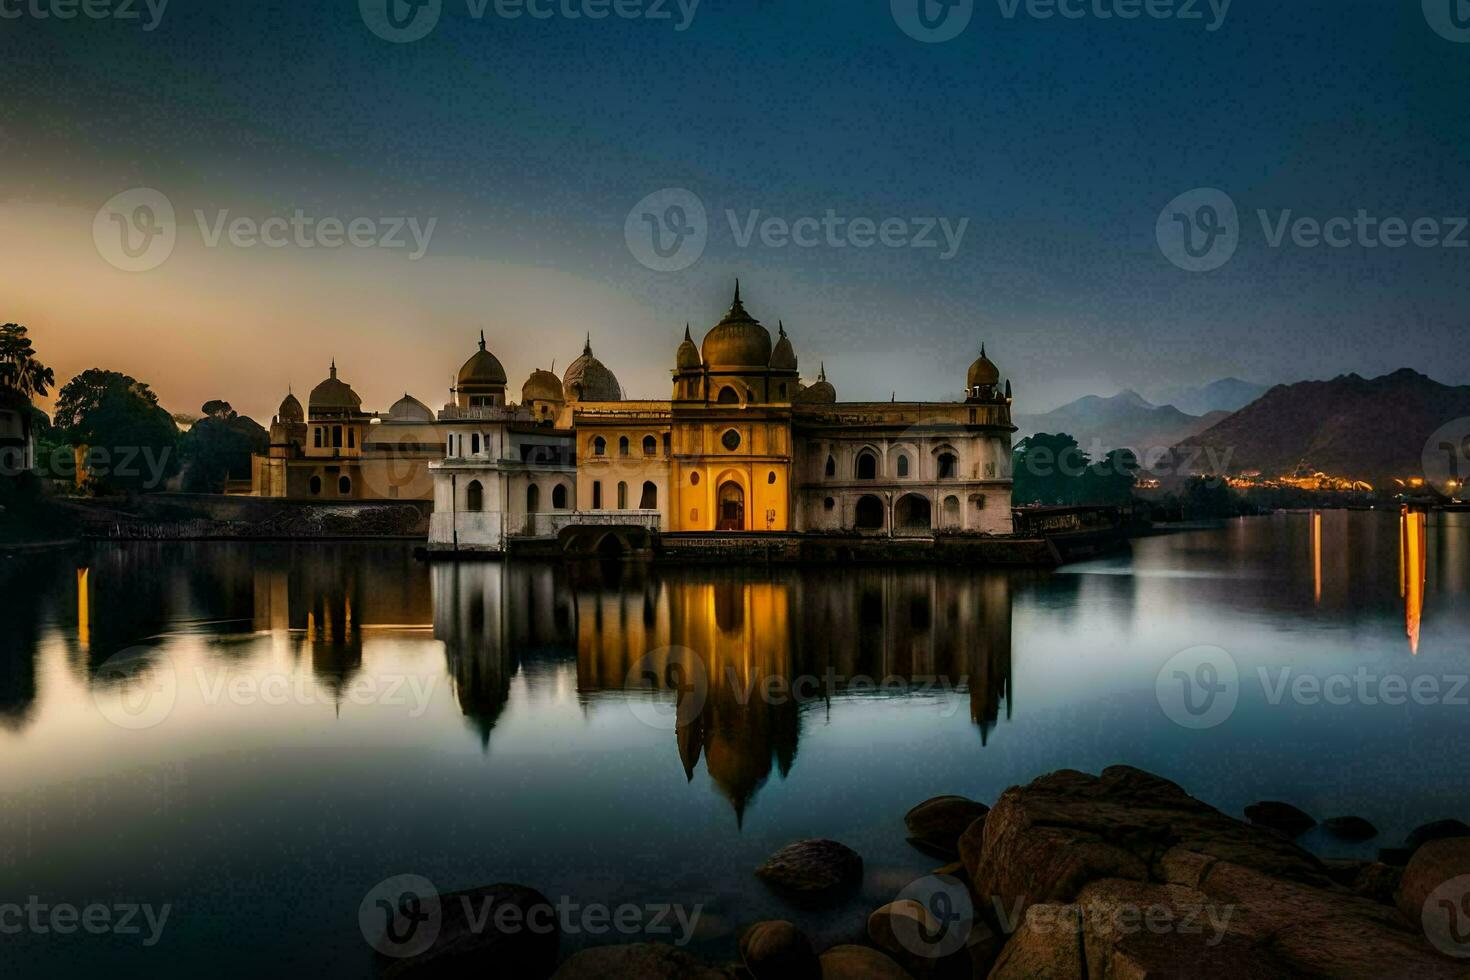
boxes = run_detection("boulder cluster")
[376,766,1470,978]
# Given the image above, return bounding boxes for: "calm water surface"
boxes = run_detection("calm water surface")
[2,511,1468,976]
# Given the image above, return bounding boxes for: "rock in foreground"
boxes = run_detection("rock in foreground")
[552,943,733,979]
[902,795,989,858]
[379,882,559,979]
[738,920,820,979]
[817,944,913,979]
[1243,800,1317,838]
[973,767,1462,979]
[756,839,863,905]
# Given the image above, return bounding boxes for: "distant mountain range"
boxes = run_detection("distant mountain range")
[1014,390,1228,455]
[1147,378,1269,416]
[1173,369,1470,489]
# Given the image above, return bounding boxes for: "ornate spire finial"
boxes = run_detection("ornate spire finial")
[818,361,827,382]
[584,332,592,356]
[550,359,556,375]
[684,323,692,342]
[981,342,987,358]
[330,359,337,379]
[778,319,786,338]
[478,330,486,352]
[734,278,741,304]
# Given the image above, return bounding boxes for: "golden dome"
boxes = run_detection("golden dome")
[701,282,772,369]
[967,344,1000,388]
[563,337,621,401]
[278,390,303,422]
[793,362,836,404]
[676,324,701,370]
[769,321,797,371]
[521,368,564,403]
[308,362,363,415]
[458,332,507,387]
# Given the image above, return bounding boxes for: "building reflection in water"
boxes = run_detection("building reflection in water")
[423,559,1013,821]
[564,563,1014,824]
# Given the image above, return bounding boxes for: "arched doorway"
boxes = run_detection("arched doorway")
[943,494,961,529]
[717,481,745,531]
[895,493,932,531]
[526,483,540,513]
[466,480,483,512]
[639,480,658,509]
[854,494,885,530]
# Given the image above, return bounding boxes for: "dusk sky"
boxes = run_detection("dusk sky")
[2,0,1467,419]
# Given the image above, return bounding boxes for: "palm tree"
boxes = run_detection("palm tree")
[0,323,54,406]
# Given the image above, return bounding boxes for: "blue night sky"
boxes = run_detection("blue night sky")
[1,0,1467,417]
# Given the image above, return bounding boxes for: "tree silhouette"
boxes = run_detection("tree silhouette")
[0,323,54,407]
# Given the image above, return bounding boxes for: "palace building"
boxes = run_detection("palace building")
[252,283,1017,551]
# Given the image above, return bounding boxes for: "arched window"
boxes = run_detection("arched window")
[856,451,878,480]
[466,480,483,512]
[527,484,540,513]
[617,481,628,509]
[593,436,606,456]
[639,481,657,509]
[592,481,603,509]
[338,475,351,495]
[662,433,671,455]
[825,455,836,478]
[309,475,322,495]
[552,484,568,509]
[897,454,910,478]
[618,436,630,456]
[717,386,740,404]
[643,435,657,456]
[313,428,323,448]
[471,433,481,455]
[938,452,958,479]
[347,429,355,449]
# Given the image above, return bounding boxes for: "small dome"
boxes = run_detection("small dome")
[967,344,1000,388]
[387,393,433,422]
[793,363,836,404]
[458,332,508,387]
[278,391,303,422]
[309,362,363,415]
[676,325,701,371]
[563,336,621,401]
[769,321,797,371]
[701,281,772,369]
[522,369,564,403]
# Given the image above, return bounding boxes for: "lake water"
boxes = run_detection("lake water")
[2,510,1468,976]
